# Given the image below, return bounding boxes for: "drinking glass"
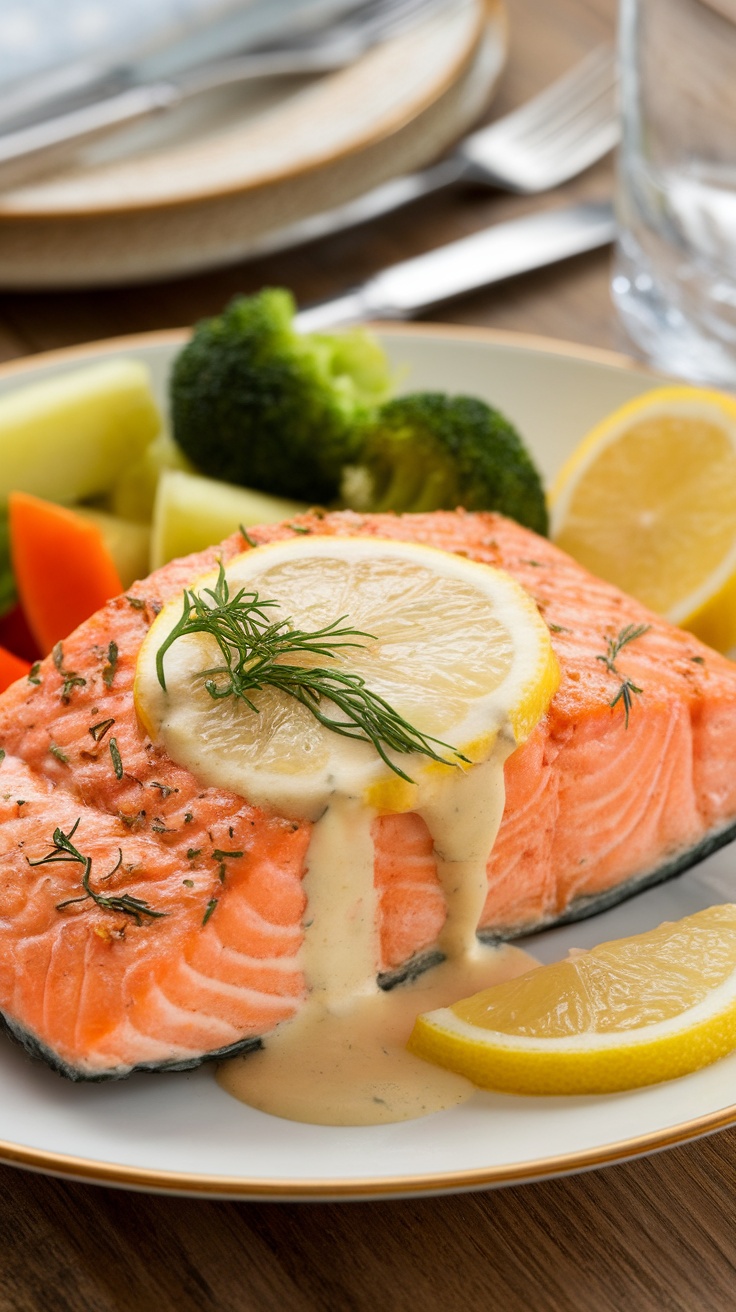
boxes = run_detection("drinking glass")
[613,0,736,386]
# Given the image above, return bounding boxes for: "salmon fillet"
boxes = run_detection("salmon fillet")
[1,509,735,1079]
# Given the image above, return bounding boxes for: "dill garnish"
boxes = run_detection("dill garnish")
[155,562,466,784]
[596,623,651,728]
[53,643,86,703]
[289,524,311,535]
[183,879,194,888]
[102,641,118,689]
[184,812,193,823]
[239,524,257,548]
[109,737,123,779]
[0,749,4,765]
[548,624,571,635]
[28,819,165,925]
[27,662,41,686]
[187,848,201,860]
[126,595,146,610]
[89,717,115,743]
[49,743,68,764]
[691,655,705,665]
[203,897,218,925]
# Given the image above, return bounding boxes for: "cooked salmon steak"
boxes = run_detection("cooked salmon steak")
[1,509,736,1080]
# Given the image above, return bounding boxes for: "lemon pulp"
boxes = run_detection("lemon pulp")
[550,386,736,650]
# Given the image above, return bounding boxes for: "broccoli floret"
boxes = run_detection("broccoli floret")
[170,289,392,503]
[340,393,548,535]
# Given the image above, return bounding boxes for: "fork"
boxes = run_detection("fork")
[243,45,620,258]
[0,0,451,190]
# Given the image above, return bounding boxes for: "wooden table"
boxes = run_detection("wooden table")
[3,1,736,1308]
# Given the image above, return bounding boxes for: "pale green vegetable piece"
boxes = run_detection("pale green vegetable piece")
[151,469,306,569]
[111,431,194,523]
[0,359,161,509]
[74,508,151,590]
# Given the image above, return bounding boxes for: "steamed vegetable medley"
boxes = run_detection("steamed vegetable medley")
[0,287,547,684]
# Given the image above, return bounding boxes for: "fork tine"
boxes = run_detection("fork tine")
[531,120,621,189]
[484,45,616,144]
[515,80,618,155]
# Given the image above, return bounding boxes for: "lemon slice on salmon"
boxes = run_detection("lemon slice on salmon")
[409,905,736,1095]
[134,536,558,819]
[550,386,736,652]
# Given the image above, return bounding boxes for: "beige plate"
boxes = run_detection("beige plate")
[4,323,736,1201]
[0,0,503,288]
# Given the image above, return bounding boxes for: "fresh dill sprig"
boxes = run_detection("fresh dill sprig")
[596,623,651,728]
[155,562,466,783]
[28,819,165,925]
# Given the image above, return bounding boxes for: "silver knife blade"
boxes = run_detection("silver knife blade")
[295,201,616,332]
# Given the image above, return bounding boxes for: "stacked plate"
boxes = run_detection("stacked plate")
[0,0,505,287]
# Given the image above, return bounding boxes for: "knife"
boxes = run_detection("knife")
[295,201,616,331]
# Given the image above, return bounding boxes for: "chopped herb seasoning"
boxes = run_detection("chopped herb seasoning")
[28,819,165,925]
[150,818,174,834]
[102,641,118,689]
[89,717,115,743]
[187,849,201,860]
[0,749,5,765]
[548,624,571,635]
[691,655,705,665]
[119,810,146,828]
[126,595,146,610]
[27,662,41,686]
[183,879,194,888]
[203,898,218,925]
[109,737,124,780]
[184,812,193,824]
[16,799,25,806]
[52,643,86,703]
[596,623,651,729]
[289,523,311,534]
[149,781,176,798]
[239,524,257,548]
[48,743,69,764]
[212,849,244,861]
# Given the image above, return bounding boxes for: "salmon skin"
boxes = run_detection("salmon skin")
[1,509,736,1080]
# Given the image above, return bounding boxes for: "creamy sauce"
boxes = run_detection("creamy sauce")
[138,539,547,1126]
[218,740,537,1125]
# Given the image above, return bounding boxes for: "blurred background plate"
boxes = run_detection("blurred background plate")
[0,0,504,289]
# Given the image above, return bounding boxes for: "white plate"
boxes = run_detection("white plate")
[2,323,736,1201]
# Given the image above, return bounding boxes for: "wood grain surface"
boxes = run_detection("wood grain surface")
[2,1,736,1309]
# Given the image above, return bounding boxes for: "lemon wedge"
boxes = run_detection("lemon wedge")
[134,536,558,819]
[549,386,736,651]
[409,905,736,1095]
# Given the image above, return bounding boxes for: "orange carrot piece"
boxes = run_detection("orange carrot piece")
[0,643,30,692]
[9,491,123,655]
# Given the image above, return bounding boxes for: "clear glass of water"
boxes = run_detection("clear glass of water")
[613,0,736,386]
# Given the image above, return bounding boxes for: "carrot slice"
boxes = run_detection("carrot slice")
[0,643,30,692]
[9,491,123,654]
